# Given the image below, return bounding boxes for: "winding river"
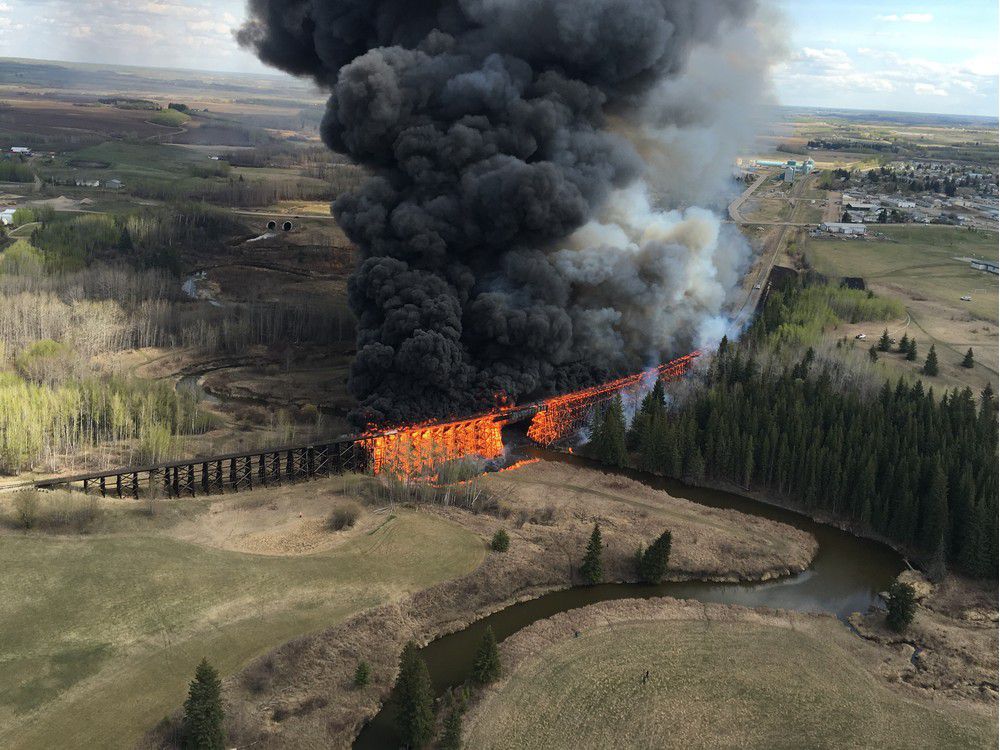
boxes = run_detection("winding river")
[354,450,904,749]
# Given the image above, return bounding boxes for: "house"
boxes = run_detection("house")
[0,207,16,225]
[10,146,31,155]
[821,222,866,235]
[104,178,124,189]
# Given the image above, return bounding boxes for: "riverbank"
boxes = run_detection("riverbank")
[148,461,816,749]
[462,597,997,749]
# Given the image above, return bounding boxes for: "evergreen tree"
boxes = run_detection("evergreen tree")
[437,704,463,750]
[588,396,628,467]
[878,328,892,352]
[922,344,939,376]
[580,523,603,585]
[471,626,501,684]
[897,333,909,354]
[685,446,705,481]
[918,459,949,554]
[396,642,434,749]
[906,337,918,361]
[885,581,917,632]
[961,348,974,369]
[183,659,224,750]
[490,529,510,552]
[637,530,672,584]
[354,661,371,688]
[868,345,878,363]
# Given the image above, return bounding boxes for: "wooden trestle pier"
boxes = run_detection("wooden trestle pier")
[34,439,364,499]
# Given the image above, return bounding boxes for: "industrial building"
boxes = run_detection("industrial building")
[751,158,815,182]
[820,222,866,236]
[971,259,999,274]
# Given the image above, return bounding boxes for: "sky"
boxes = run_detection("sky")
[0,0,997,117]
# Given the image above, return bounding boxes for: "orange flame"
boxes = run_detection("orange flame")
[362,414,505,478]
[527,351,700,446]
[363,351,700,476]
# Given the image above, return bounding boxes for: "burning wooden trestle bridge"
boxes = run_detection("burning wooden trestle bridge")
[34,351,699,498]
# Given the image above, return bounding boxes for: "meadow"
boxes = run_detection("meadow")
[0,481,485,749]
[465,615,996,749]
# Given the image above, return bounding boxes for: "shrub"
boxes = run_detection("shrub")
[326,502,360,531]
[12,488,39,529]
[490,528,510,552]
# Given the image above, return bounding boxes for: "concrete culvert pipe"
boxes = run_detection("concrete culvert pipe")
[266,220,277,230]
[282,221,293,231]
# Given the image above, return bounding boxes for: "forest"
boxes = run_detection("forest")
[588,282,998,579]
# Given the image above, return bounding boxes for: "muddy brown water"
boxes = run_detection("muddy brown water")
[354,450,904,749]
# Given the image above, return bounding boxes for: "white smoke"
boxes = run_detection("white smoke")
[558,183,749,361]
[555,11,786,361]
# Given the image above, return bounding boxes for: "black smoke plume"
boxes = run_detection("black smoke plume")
[239,0,758,426]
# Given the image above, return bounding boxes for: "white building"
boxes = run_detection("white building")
[821,222,866,235]
[971,259,999,274]
[10,146,31,155]
[0,207,16,225]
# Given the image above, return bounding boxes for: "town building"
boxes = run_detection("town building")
[104,178,124,189]
[10,146,31,155]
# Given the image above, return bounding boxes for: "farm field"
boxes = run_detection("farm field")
[804,225,999,389]
[0,481,485,750]
[465,607,996,750]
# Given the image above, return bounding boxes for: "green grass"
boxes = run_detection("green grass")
[148,110,190,128]
[0,508,484,749]
[805,226,999,322]
[466,620,995,750]
[57,142,203,181]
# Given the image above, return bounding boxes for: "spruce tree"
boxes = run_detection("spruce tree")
[396,642,434,749]
[919,459,949,554]
[354,661,371,688]
[588,396,628,467]
[183,659,224,750]
[962,348,974,369]
[638,530,672,584]
[886,581,917,632]
[906,337,918,361]
[471,626,501,684]
[686,446,705,481]
[437,704,463,750]
[897,333,909,354]
[580,523,603,585]
[490,528,510,552]
[878,328,892,352]
[922,344,939,376]
[868,345,878,363]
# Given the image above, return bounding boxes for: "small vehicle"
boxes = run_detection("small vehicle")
[960,295,972,301]
[855,333,867,340]
[753,283,762,290]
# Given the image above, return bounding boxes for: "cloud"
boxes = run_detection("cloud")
[876,13,934,23]
[914,83,947,96]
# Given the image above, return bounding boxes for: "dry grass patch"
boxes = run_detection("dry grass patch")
[465,598,997,750]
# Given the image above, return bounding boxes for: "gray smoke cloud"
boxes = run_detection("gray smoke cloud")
[238,0,768,426]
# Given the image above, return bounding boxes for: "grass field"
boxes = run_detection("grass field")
[0,487,484,749]
[466,616,996,750]
[804,225,999,389]
[805,226,998,320]
[148,109,190,127]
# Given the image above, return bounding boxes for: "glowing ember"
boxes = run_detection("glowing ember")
[527,352,700,446]
[494,458,541,473]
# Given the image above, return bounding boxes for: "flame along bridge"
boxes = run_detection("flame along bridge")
[32,351,700,497]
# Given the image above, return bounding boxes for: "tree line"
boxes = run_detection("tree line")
[588,340,998,579]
